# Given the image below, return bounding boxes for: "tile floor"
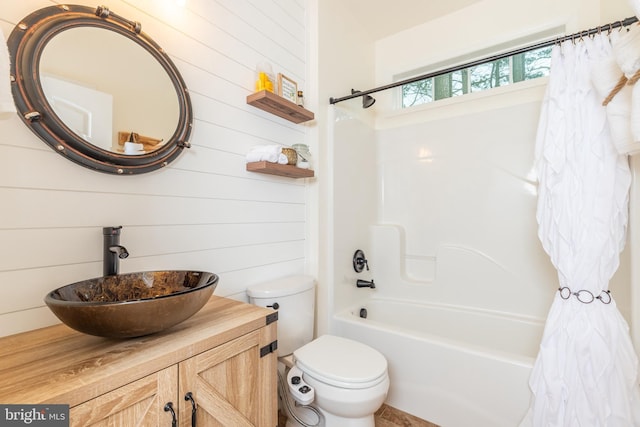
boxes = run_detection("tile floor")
[278,404,439,427]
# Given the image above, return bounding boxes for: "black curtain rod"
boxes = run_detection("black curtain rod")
[329,16,639,105]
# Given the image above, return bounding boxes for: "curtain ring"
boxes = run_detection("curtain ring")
[555,35,562,46]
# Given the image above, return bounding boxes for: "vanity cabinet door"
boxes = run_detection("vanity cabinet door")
[69,366,178,427]
[178,323,277,427]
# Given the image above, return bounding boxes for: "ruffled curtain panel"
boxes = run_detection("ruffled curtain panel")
[522,32,640,426]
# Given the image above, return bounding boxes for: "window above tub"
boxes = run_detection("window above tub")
[397,29,561,109]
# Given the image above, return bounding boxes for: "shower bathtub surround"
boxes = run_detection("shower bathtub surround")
[330,80,554,425]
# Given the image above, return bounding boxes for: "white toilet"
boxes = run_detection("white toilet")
[247,275,389,427]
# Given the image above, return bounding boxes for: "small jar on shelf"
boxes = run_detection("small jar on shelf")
[292,144,312,169]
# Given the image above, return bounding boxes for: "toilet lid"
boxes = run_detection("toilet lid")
[293,335,387,389]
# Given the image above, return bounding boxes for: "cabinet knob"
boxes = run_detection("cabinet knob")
[163,402,177,427]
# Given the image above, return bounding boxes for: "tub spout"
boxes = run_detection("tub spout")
[356,279,375,289]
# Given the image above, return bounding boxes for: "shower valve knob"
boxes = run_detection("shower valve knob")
[353,249,369,273]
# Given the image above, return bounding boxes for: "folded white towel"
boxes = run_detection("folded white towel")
[246,151,268,162]
[245,145,288,164]
[246,151,288,164]
[0,27,16,119]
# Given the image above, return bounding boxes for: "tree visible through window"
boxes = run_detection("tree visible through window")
[401,46,552,108]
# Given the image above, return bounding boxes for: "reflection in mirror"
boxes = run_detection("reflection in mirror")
[8,4,192,174]
[40,27,179,154]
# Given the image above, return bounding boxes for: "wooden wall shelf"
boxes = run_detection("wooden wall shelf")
[247,90,314,124]
[247,161,314,178]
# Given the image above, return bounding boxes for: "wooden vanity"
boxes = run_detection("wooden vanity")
[0,296,278,426]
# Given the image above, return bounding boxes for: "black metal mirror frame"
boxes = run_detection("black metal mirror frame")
[8,4,192,175]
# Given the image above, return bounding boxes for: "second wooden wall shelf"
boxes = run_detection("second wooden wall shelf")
[247,161,314,178]
[247,90,314,124]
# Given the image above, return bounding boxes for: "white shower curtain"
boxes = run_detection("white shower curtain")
[522,33,640,426]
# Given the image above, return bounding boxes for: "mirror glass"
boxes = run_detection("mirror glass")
[8,5,192,174]
[40,27,180,154]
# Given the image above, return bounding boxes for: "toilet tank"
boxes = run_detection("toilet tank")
[247,275,315,356]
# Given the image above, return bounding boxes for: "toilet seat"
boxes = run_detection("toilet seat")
[293,335,388,389]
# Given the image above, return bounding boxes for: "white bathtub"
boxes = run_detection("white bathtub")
[333,297,545,427]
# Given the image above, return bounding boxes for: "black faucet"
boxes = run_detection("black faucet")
[103,226,129,276]
[356,279,375,289]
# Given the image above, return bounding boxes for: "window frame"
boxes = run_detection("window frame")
[398,42,554,109]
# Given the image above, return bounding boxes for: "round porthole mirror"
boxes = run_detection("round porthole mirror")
[8,4,192,174]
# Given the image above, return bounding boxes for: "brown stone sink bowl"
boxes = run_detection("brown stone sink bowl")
[45,270,218,338]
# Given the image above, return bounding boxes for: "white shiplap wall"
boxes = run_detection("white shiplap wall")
[0,0,312,337]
